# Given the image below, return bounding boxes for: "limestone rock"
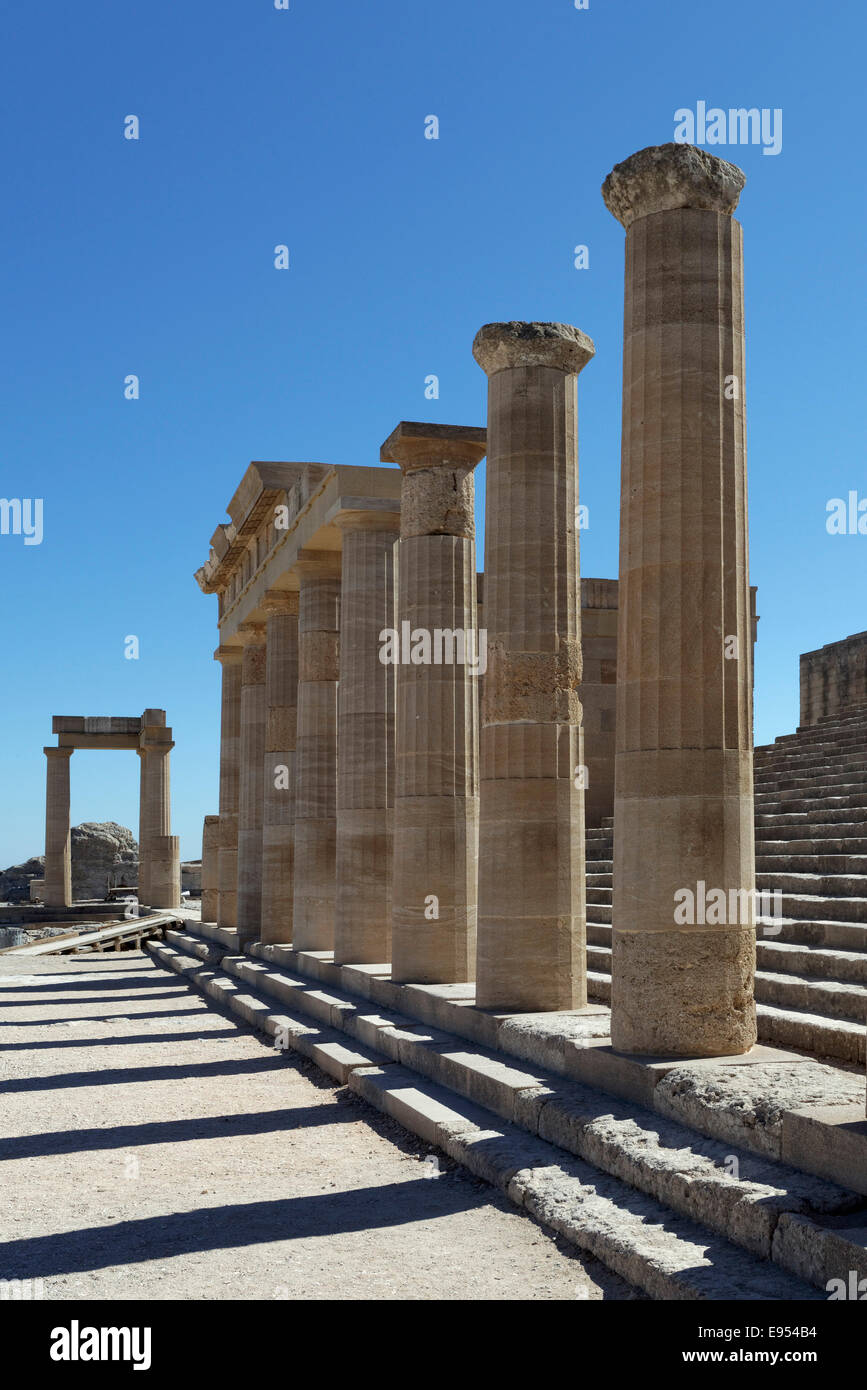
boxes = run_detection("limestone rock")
[71,822,138,899]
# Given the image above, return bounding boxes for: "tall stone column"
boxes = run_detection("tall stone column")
[200,815,220,922]
[602,143,756,1056]
[236,623,267,948]
[292,552,341,951]
[139,714,180,909]
[260,591,299,945]
[43,747,72,907]
[473,321,594,1011]
[214,646,243,929]
[382,422,487,984]
[333,509,400,965]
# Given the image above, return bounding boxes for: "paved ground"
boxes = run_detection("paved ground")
[0,950,640,1301]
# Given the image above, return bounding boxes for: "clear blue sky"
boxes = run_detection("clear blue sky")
[1,0,864,866]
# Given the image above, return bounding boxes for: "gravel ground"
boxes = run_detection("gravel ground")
[0,950,639,1301]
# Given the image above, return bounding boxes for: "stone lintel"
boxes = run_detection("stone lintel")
[333,503,401,534]
[380,421,487,468]
[473,321,596,377]
[602,142,746,229]
[214,644,244,665]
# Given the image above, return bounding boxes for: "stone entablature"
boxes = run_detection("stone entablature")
[801,631,867,726]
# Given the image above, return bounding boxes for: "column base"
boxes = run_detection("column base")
[611,927,757,1056]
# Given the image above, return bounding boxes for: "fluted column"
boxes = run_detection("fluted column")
[382,422,487,983]
[236,622,267,948]
[473,321,595,1011]
[292,551,341,951]
[260,591,299,945]
[333,509,400,965]
[43,747,72,907]
[201,815,220,922]
[602,142,756,1056]
[214,646,243,929]
[139,715,180,908]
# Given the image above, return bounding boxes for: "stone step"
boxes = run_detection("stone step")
[585,960,867,1065]
[757,940,867,986]
[145,935,848,1300]
[757,847,867,866]
[778,892,867,924]
[756,808,866,828]
[754,791,867,812]
[755,970,867,1025]
[756,871,867,899]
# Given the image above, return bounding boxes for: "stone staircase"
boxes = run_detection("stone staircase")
[586,704,867,1064]
[147,925,867,1302]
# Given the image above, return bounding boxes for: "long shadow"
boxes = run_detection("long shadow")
[0,1182,486,1278]
[0,1029,241,1053]
[0,1008,207,1028]
[1,1105,353,1160]
[0,1055,289,1094]
[0,978,190,993]
[0,990,187,1006]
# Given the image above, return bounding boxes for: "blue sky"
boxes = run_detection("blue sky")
[0,0,863,865]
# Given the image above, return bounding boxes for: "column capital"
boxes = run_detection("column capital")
[44,746,73,759]
[473,321,595,377]
[291,549,342,582]
[237,621,267,645]
[602,142,746,229]
[214,644,244,665]
[380,421,487,471]
[261,589,299,616]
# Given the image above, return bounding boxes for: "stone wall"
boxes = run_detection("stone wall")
[800,631,867,726]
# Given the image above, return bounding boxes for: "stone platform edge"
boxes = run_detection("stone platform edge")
[193,920,867,1197]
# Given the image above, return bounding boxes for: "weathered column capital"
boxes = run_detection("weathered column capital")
[237,621,267,645]
[381,421,487,471]
[602,142,746,229]
[291,549,342,581]
[214,644,244,666]
[261,589,299,616]
[44,746,73,759]
[473,321,595,377]
[382,422,487,540]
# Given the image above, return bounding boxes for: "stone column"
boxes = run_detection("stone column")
[260,591,299,945]
[381,423,487,983]
[472,321,594,1011]
[333,509,400,965]
[602,143,756,1056]
[236,623,267,948]
[200,815,220,922]
[214,646,243,929]
[139,712,180,909]
[43,747,72,907]
[292,552,341,951]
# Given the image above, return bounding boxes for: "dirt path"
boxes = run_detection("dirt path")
[0,951,639,1301]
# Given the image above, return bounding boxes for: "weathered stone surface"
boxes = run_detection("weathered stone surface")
[0,856,45,904]
[602,142,746,228]
[472,320,595,377]
[654,1061,866,1160]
